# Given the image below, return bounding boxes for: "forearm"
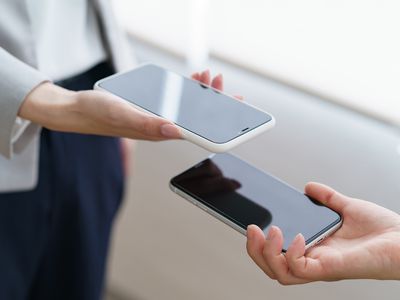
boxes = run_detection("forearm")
[0,48,50,158]
[17,82,181,140]
[18,82,79,132]
[17,82,112,136]
[16,68,222,142]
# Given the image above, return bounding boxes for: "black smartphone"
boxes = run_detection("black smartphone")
[170,153,342,251]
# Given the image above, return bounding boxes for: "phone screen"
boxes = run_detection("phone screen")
[171,153,341,250]
[98,64,273,144]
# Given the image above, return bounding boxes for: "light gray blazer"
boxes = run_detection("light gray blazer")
[0,0,135,192]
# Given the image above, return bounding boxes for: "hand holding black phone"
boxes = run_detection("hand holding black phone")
[170,153,342,252]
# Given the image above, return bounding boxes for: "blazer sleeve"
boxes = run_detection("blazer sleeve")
[0,47,49,159]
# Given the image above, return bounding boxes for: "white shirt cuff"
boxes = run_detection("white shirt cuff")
[11,117,31,144]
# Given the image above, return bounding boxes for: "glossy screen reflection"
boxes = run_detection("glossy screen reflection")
[171,154,341,250]
[99,64,272,143]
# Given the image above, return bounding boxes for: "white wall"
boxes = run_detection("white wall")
[112,0,400,125]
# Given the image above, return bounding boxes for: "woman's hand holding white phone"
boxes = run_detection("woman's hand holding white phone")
[94,63,275,152]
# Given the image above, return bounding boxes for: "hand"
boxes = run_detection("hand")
[246,182,400,284]
[18,70,229,141]
[192,70,244,101]
[18,82,181,140]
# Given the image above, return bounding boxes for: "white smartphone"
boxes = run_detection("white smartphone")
[94,63,275,153]
[170,153,342,251]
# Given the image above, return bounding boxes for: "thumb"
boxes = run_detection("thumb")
[160,122,181,139]
[305,182,349,213]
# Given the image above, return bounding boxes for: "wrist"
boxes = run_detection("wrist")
[18,82,79,131]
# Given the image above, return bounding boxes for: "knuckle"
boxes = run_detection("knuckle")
[290,266,303,277]
[289,263,307,278]
[261,269,274,279]
[289,262,301,277]
[267,272,277,280]
[277,277,291,286]
[262,247,272,262]
[107,107,122,126]
[104,100,124,127]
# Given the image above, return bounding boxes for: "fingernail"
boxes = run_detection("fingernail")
[294,233,303,242]
[161,124,180,138]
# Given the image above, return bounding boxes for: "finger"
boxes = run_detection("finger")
[234,95,244,101]
[261,226,286,279]
[160,123,181,139]
[262,226,309,285]
[246,225,277,279]
[130,113,182,140]
[191,72,201,81]
[285,233,323,280]
[200,70,211,85]
[211,73,223,91]
[305,182,349,212]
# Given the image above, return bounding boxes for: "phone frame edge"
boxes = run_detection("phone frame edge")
[169,181,343,251]
[168,181,247,235]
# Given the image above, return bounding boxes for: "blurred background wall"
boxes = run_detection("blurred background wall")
[113,0,400,125]
[105,1,400,299]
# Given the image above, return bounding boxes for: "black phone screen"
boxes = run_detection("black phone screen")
[171,153,341,250]
[98,64,272,144]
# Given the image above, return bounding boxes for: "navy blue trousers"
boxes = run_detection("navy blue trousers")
[0,62,124,300]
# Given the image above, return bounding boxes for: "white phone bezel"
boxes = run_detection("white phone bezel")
[94,63,275,153]
[169,154,343,251]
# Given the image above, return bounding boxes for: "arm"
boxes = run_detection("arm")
[246,182,400,284]
[1,50,224,164]
[18,70,224,143]
[0,48,49,158]
[18,82,181,141]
